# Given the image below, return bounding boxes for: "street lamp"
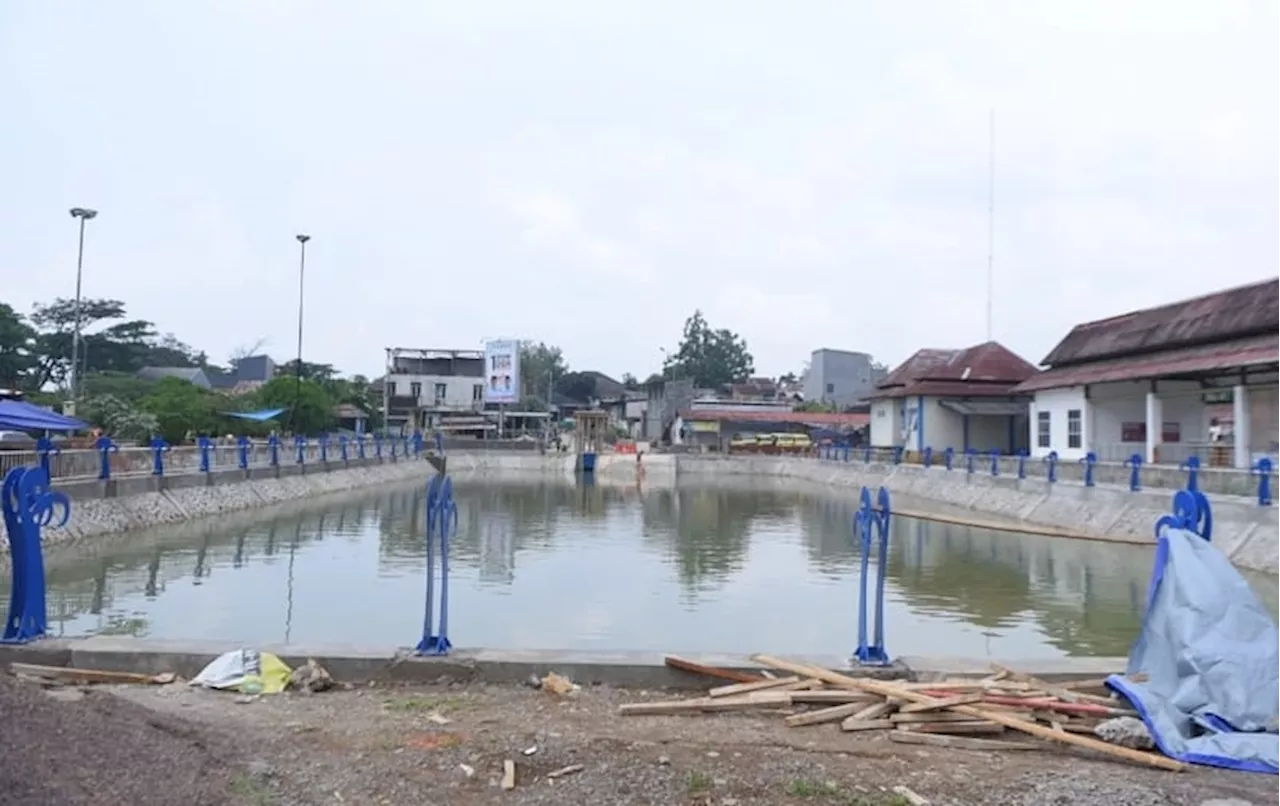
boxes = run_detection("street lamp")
[292,234,310,434]
[68,207,98,407]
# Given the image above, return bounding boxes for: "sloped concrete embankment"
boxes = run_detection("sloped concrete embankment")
[29,461,437,550]
[673,455,1278,574]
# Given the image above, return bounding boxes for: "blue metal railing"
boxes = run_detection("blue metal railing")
[852,485,892,666]
[416,471,459,656]
[2,465,70,643]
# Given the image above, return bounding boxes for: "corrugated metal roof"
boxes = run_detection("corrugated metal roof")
[1041,278,1278,367]
[870,342,1037,399]
[681,409,869,427]
[1012,332,1279,393]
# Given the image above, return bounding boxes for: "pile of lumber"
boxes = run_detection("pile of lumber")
[625,655,1183,772]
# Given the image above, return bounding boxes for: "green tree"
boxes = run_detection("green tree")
[621,372,640,390]
[662,310,754,388]
[81,371,155,404]
[82,394,160,444]
[0,302,37,387]
[138,377,221,442]
[519,342,569,403]
[256,376,334,435]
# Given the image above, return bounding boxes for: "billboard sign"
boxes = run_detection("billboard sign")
[483,340,520,404]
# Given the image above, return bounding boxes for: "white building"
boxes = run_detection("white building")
[381,347,486,435]
[868,342,1036,454]
[1012,279,1279,468]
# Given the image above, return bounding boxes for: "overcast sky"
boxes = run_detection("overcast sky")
[2,1,1275,381]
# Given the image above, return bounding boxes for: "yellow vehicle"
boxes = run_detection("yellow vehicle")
[729,433,762,453]
[773,433,813,454]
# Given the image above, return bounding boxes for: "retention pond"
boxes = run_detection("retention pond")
[16,479,1279,660]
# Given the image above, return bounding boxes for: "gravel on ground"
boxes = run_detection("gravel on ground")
[94,677,1278,806]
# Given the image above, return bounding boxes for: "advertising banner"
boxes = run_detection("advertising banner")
[483,340,520,404]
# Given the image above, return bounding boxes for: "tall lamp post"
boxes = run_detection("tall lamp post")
[68,207,99,409]
[293,234,310,434]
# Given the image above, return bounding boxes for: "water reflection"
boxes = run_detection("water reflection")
[9,480,1277,659]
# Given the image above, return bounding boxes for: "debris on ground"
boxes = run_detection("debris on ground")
[190,648,292,695]
[623,654,1184,771]
[501,758,517,790]
[541,671,578,695]
[1095,716,1156,750]
[287,658,334,693]
[9,662,176,686]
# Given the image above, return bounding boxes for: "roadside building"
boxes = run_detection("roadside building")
[380,347,486,436]
[803,349,886,409]
[597,392,647,439]
[868,342,1036,454]
[1012,279,1279,468]
[678,408,869,451]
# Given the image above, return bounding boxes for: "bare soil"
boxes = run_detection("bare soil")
[84,678,1278,806]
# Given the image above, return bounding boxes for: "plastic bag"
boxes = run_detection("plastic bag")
[190,649,292,694]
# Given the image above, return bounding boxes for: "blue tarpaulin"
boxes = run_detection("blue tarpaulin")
[1107,527,1279,774]
[221,408,287,422]
[0,400,87,432]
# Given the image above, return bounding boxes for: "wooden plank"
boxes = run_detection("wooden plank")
[840,718,895,732]
[900,721,1004,736]
[891,712,985,724]
[789,690,877,705]
[700,692,794,712]
[9,663,174,686]
[888,732,1040,752]
[618,697,714,716]
[989,664,1122,706]
[709,676,801,698]
[899,693,984,713]
[784,701,866,728]
[750,655,1186,772]
[664,656,763,684]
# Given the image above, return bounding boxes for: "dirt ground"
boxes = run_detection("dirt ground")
[10,675,1249,806]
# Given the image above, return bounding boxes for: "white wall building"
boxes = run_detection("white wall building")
[382,347,487,434]
[1013,279,1279,468]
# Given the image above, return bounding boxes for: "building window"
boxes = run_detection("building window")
[434,383,447,404]
[409,381,422,400]
[1066,409,1082,449]
[1120,422,1146,443]
[825,383,834,395]
[1036,411,1051,448]
[1161,422,1181,443]
[473,384,484,402]
[386,381,397,397]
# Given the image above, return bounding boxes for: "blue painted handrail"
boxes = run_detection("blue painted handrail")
[1253,458,1273,506]
[95,436,118,481]
[853,485,892,666]
[236,436,253,470]
[1179,456,1200,493]
[1155,488,1212,542]
[944,447,954,471]
[356,434,367,459]
[294,435,307,465]
[892,446,904,465]
[863,446,872,464]
[150,436,170,476]
[1080,452,1097,487]
[2,465,70,643]
[338,435,349,463]
[964,448,976,476]
[1126,453,1143,492]
[268,434,281,466]
[35,437,59,478]
[417,472,459,656]
[988,449,1000,477]
[1044,451,1059,483]
[374,434,383,459]
[922,446,933,469]
[1016,449,1028,480]
[318,434,330,463]
[197,436,215,473]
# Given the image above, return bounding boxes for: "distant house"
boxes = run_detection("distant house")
[332,402,369,435]
[208,354,277,394]
[868,342,1037,454]
[136,366,214,390]
[804,349,886,409]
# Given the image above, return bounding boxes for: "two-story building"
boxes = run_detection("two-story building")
[868,341,1036,454]
[381,347,487,435]
[803,349,887,409]
[1012,279,1279,468]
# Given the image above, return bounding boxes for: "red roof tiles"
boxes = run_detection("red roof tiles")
[870,342,1037,399]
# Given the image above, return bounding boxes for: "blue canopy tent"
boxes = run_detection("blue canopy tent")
[220,407,287,423]
[0,400,87,432]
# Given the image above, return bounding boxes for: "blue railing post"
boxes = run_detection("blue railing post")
[988,449,1000,477]
[2,465,70,643]
[339,436,349,463]
[923,446,933,469]
[964,448,976,476]
[198,436,215,473]
[356,434,367,460]
[841,443,850,462]
[95,436,118,481]
[944,447,954,471]
[417,473,459,656]
[294,435,307,465]
[1180,456,1201,492]
[35,437,58,479]
[268,434,281,467]
[852,485,892,666]
[412,431,424,458]
[1253,458,1273,506]
[402,435,410,457]
[434,431,444,455]
[1044,451,1059,483]
[1016,449,1028,480]
[1126,454,1143,492]
[389,435,399,459]
[1155,488,1213,542]
[374,434,384,459]
[1080,451,1097,488]
[319,435,330,464]
[236,436,252,470]
[149,436,169,476]
[863,446,872,463]
[892,446,904,465]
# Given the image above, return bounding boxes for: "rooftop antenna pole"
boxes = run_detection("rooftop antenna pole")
[985,108,995,343]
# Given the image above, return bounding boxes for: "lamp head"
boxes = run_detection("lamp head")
[296,234,311,244]
[69,207,98,220]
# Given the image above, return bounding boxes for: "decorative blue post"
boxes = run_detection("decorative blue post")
[1016,449,1028,480]
[1045,451,1059,483]
[944,447,954,471]
[434,431,444,455]
[852,486,892,666]
[402,435,411,457]
[356,434,367,459]
[236,436,252,470]
[373,434,383,459]
[338,436,349,463]
[988,449,1000,477]
[35,437,59,479]
[892,446,904,465]
[1180,456,1201,492]
[95,435,118,481]
[842,444,851,462]
[1253,458,1273,506]
[417,473,459,656]
[268,434,281,467]
[1125,453,1143,492]
[863,446,872,463]
[319,435,330,463]
[294,436,307,465]
[149,436,170,476]
[412,431,424,457]
[923,446,933,469]
[198,436,215,473]
[1155,487,1213,542]
[389,436,398,459]
[965,448,976,476]
[2,466,70,643]
[1080,451,1097,487]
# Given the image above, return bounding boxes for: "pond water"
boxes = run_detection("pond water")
[20,479,1279,659]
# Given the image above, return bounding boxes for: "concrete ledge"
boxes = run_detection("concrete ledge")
[0,637,1123,689]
